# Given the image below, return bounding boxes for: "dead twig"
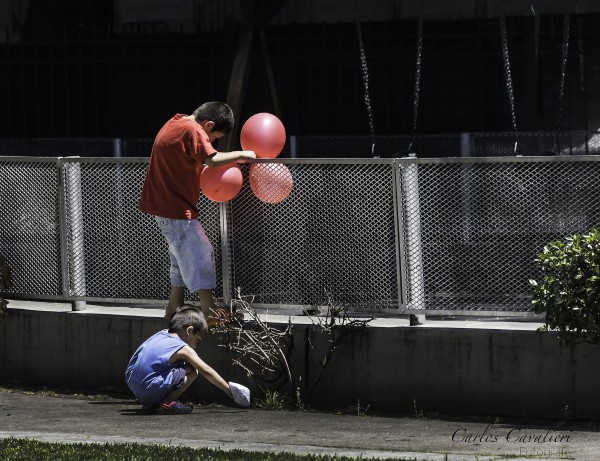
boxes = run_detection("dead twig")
[215,288,373,407]
[305,291,373,396]
[214,288,294,395]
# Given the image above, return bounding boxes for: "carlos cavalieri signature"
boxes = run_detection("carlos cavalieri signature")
[452,423,573,444]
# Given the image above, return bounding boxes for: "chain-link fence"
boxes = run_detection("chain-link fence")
[292,131,600,158]
[0,139,154,158]
[0,158,63,297]
[230,160,400,310]
[398,156,600,314]
[0,156,225,305]
[1,155,600,316]
[1,131,599,159]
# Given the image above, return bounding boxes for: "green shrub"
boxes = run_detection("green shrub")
[530,228,600,349]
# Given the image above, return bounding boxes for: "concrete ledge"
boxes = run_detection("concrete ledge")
[1,300,598,419]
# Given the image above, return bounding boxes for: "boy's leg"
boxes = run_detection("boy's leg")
[165,285,185,320]
[153,217,186,321]
[198,288,217,321]
[198,289,243,327]
[161,365,198,405]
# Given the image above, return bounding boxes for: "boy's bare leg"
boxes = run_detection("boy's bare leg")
[198,289,243,326]
[165,286,185,320]
[161,365,198,404]
[198,289,217,321]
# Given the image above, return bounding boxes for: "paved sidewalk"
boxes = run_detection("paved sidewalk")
[0,389,598,460]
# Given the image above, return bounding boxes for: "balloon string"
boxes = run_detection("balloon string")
[498,2,519,154]
[409,1,424,155]
[356,20,376,157]
[554,5,571,154]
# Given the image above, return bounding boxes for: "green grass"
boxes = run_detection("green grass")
[0,438,418,461]
[253,388,294,411]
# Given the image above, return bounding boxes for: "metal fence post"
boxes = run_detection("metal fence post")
[460,132,471,157]
[64,158,87,311]
[393,159,407,309]
[113,138,123,158]
[402,153,426,321]
[219,202,232,307]
[460,133,472,243]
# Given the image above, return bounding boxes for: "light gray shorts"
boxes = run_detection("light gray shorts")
[154,217,216,292]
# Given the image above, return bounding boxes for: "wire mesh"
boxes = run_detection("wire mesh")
[0,159,62,296]
[293,132,600,158]
[293,134,460,158]
[470,131,600,156]
[0,138,154,157]
[0,139,116,157]
[60,158,223,301]
[399,157,600,313]
[0,132,599,159]
[229,160,400,309]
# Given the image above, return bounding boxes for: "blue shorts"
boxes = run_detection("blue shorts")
[169,365,187,392]
[154,217,216,292]
[155,365,187,405]
[129,364,187,407]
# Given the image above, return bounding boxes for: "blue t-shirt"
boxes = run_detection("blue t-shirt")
[125,330,188,405]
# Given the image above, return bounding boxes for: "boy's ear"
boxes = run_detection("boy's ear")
[185,325,194,336]
[203,120,215,132]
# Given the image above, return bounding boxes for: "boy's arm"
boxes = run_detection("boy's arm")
[204,151,255,167]
[172,346,233,398]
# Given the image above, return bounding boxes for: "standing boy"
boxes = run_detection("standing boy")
[139,102,255,324]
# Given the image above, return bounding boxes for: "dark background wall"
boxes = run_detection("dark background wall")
[0,1,599,147]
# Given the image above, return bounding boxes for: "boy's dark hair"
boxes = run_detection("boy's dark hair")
[192,102,234,134]
[169,305,208,338]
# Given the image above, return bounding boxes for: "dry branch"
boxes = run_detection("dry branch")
[214,288,294,394]
[304,291,373,395]
[215,288,373,405]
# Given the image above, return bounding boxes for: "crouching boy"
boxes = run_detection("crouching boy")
[125,305,250,414]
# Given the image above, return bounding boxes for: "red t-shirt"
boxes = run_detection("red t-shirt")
[139,114,217,219]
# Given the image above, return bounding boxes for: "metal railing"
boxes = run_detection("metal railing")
[1,131,599,159]
[1,155,600,316]
[292,131,600,158]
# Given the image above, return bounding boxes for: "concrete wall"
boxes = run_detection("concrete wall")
[303,326,600,419]
[1,307,598,419]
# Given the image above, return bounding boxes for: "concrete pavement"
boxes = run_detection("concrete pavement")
[0,387,598,460]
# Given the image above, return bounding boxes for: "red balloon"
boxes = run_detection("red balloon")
[240,113,286,158]
[249,163,293,204]
[200,164,243,202]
